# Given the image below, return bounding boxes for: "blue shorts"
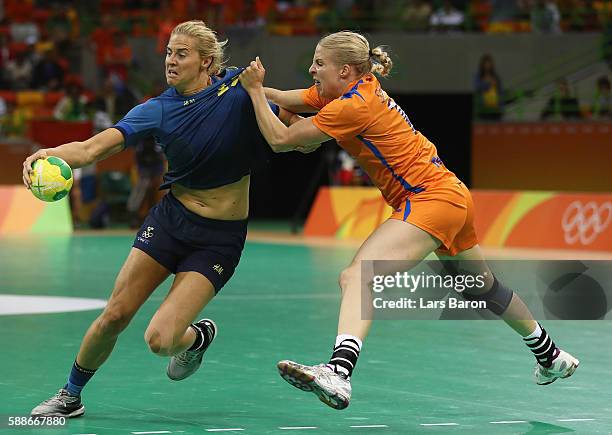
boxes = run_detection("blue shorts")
[133,192,247,293]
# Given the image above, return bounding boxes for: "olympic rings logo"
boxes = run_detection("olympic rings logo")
[561,201,612,245]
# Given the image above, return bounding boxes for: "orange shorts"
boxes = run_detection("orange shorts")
[390,181,478,256]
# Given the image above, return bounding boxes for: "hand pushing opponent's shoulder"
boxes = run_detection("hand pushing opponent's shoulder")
[239,56,266,93]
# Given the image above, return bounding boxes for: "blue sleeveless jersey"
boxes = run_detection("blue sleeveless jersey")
[113,68,278,190]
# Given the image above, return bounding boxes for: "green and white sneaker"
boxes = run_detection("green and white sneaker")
[31,389,85,418]
[278,360,351,410]
[535,349,579,385]
[167,319,217,381]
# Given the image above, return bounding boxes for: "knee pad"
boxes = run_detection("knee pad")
[462,277,514,316]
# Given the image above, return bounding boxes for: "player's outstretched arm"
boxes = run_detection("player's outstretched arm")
[22,128,124,189]
[241,57,331,153]
[265,88,318,114]
[277,108,322,154]
[277,107,303,127]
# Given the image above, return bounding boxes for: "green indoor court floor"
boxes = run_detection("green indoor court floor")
[0,234,611,434]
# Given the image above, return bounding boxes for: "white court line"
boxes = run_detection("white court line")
[490,421,527,424]
[206,430,244,432]
[420,423,459,426]
[558,418,595,422]
[279,427,318,430]
[132,432,172,434]
[350,424,389,428]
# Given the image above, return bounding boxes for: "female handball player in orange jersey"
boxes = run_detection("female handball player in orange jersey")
[239,31,579,410]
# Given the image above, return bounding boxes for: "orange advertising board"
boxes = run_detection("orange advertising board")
[304,187,612,252]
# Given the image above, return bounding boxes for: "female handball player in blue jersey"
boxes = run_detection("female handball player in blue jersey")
[22,20,310,418]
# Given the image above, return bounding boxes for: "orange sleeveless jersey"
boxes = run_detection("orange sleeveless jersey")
[302,74,459,209]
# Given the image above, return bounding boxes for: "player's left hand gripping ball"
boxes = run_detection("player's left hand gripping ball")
[29,157,74,202]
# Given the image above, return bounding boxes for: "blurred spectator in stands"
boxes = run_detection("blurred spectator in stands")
[474,54,504,121]
[156,10,181,53]
[2,99,26,137]
[332,150,370,186]
[101,74,138,122]
[312,1,341,33]
[9,20,39,45]
[6,45,34,90]
[594,0,612,30]
[334,150,356,185]
[224,0,259,29]
[127,136,165,228]
[70,159,98,228]
[71,97,113,228]
[46,3,77,53]
[54,80,89,121]
[204,0,227,33]
[304,0,329,34]
[254,0,277,28]
[402,0,433,32]
[90,13,120,81]
[600,4,612,69]
[314,0,357,32]
[541,78,582,120]
[30,46,65,90]
[430,0,464,32]
[531,0,561,33]
[488,0,527,33]
[0,94,7,136]
[590,75,611,119]
[567,0,592,31]
[88,97,114,133]
[102,32,133,83]
[0,33,11,89]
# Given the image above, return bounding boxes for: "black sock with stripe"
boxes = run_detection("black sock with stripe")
[326,334,362,379]
[523,322,559,368]
[187,320,214,351]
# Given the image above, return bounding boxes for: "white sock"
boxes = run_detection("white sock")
[335,334,363,350]
[523,322,542,340]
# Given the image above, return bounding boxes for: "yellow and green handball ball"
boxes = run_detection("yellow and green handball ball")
[30,157,74,202]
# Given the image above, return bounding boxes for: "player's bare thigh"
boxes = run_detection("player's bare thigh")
[145,271,216,354]
[436,244,495,293]
[353,219,441,263]
[344,219,442,288]
[104,248,171,321]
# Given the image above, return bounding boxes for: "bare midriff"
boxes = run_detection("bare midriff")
[170,174,249,221]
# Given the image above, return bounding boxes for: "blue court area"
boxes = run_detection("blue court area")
[1,233,611,434]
